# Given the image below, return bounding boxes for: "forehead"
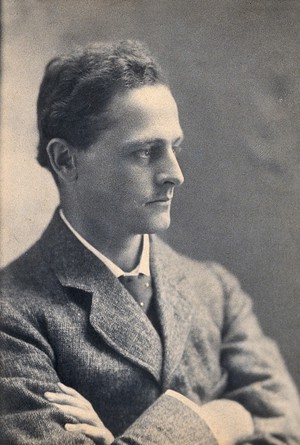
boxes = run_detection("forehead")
[104,84,183,142]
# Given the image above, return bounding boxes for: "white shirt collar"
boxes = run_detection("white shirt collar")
[59,209,150,278]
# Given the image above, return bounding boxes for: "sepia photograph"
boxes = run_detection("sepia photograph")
[1,1,300,443]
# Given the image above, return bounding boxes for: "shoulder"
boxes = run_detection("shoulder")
[0,240,45,292]
[151,235,240,291]
[0,215,61,311]
[0,209,69,299]
[151,237,250,330]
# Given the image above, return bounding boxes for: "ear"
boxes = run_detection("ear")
[46,138,78,183]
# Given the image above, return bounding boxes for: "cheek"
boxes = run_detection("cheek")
[78,162,154,205]
[115,169,153,198]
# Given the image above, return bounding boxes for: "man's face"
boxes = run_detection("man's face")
[73,84,184,238]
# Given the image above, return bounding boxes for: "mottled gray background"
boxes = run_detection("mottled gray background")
[2,0,300,387]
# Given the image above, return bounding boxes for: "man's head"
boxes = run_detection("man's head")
[37,40,184,239]
[37,40,167,172]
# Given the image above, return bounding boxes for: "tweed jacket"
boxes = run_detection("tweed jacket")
[1,210,299,445]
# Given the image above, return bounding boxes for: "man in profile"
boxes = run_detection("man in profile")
[1,40,299,445]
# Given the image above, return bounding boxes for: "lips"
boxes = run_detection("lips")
[146,195,173,204]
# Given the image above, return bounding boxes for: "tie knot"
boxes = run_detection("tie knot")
[119,274,152,311]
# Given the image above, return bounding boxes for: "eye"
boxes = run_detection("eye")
[137,148,152,159]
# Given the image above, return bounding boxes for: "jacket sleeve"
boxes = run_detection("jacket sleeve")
[0,297,218,445]
[114,393,218,445]
[0,298,96,445]
[208,263,300,445]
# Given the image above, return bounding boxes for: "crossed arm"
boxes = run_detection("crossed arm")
[45,383,254,445]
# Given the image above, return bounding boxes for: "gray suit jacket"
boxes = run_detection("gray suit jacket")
[1,210,299,444]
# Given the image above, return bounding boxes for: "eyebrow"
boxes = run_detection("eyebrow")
[122,135,185,150]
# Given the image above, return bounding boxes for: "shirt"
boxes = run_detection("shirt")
[59,209,150,278]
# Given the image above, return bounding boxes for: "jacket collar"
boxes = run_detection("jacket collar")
[40,209,193,386]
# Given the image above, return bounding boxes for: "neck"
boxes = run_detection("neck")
[61,204,143,272]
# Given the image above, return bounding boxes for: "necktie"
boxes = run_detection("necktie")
[119,274,152,312]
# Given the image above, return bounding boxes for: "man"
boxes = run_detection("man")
[0,40,299,445]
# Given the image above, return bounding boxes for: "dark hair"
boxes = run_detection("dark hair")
[37,40,168,172]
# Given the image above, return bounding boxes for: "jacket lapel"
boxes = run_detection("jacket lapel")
[89,272,163,382]
[150,237,193,390]
[40,211,163,383]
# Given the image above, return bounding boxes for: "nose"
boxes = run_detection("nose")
[155,146,184,187]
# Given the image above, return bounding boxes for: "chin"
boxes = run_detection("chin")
[143,215,171,234]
